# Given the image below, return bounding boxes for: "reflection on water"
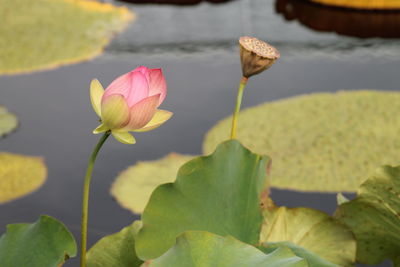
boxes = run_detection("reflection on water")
[276,0,400,38]
[105,0,400,60]
[118,0,232,4]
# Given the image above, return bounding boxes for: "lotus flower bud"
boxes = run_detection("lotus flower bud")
[239,36,280,78]
[90,66,173,144]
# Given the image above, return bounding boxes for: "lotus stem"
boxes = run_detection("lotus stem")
[80,131,110,267]
[230,77,248,139]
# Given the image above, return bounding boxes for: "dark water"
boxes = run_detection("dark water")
[1,0,399,266]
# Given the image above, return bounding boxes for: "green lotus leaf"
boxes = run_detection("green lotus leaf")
[0,0,134,75]
[0,152,47,204]
[87,221,143,267]
[335,165,400,266]
[148,231,308,267]
[260,242,340,267]
[260,206,356,266]
[111,153,195,214]
[135,140,270,260]
[259,242,341,267]
[0,215,77,267]
[0,106,18,138]
[203,90,400,192]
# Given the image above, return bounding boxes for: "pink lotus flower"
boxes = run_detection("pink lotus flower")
[90,66,173,144]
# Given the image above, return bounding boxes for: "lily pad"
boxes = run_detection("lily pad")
[260,242,340,267]
[0,152,47,204]
[135,140,270,260]
[0,215,77,267]
[204,90,400,192]
[148,231,308,267]
[260,206,356,266]
[335,165,400,266]
[111,153,195,214]
[0,106,18,138]
[0,0,134,75]
[87,221,143,267]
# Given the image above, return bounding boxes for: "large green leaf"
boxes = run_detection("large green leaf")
[0,0,133,75]
[335,165,400,266]
[203,90,400,192]
[87,221,143,267]
[135,140,270,260]
[260,206,356,266]
[260,242,339,267]
[0,106,18,138]
[148,231,308,267]
[0,152,47,204]
[111,153,195,214]
[0,215,77,267]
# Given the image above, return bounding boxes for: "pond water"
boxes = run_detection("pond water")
[1,0,399,266]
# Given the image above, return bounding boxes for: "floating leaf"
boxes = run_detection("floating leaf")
[204,90,400,192]
[135,140,270,260]
[87,221,143,267]
[335,165,400,266]
[111,153,195,214]
[0,0,134,75]
[0,215,77,266]
[0,106,18,138]
[260,206,356,266]
[148,231,308,267]
[260,242,339,267]
[0,152,47,204]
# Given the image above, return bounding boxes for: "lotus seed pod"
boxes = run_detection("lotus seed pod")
[239,36,280,78]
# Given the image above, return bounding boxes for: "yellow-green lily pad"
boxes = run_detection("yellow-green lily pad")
[0,152,47,204]
[111,153,195,214]
[0,106,18,138]
[0,0,134,75]
[204,90,400,192]
[260,206,356,266]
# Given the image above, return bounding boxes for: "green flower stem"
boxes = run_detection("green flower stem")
[230,77,248,139]
[80,131,110,267]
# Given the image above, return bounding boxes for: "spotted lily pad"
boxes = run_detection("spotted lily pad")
[111,153,195,214]
[0,152,47,204]
[204,90,400,192]
[0,0,134,75]
[335,165,400,266]
[0,106,18,138]
[148,231,308,267]
[260,206,356,266]
[0,215,77,266]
